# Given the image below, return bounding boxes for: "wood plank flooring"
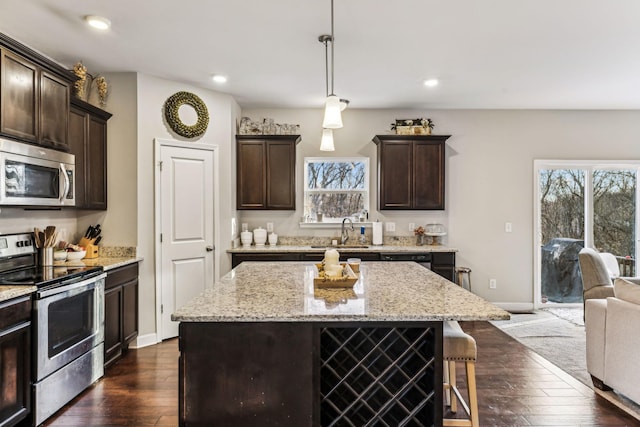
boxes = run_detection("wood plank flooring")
[42,322,639,426]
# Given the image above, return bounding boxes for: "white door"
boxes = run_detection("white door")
[158,144,215,339]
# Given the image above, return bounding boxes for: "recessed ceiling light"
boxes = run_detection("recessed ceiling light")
[212,75,228,84]
[84,15,111,30]
[423,79,439,88]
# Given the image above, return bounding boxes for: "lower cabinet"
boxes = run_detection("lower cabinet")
[431,252,456,282]
[0,295,31,427]
[104,264,139,368]
[231,251,456,281]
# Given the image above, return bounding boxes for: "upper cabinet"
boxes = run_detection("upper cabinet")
[0,34,73,151]
[373,135,450,210]
[236,135,300,210]
[69,98,111,210]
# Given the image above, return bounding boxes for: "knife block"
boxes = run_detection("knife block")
[78,238,99,259]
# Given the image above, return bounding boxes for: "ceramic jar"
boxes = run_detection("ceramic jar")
[253,227,267,246]
[240,231,253,247]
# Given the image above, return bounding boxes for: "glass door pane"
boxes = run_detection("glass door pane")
[593,169,636,276]
[539,169,585,303]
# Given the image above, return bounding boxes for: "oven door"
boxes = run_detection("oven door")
[35,273,105,380]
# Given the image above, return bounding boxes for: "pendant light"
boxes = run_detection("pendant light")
[320,129,335,151]
[319,0,347,133]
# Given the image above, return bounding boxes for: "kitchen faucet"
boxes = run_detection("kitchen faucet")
[341,218,354,245]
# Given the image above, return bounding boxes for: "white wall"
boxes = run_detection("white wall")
[136,74,239,338]
[76,72,138,245]
[242,108,640,306]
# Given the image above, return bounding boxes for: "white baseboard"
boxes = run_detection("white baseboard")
[131,333,158,349]
[494,302,535,313]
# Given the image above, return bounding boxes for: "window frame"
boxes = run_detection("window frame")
[302,156,370,225]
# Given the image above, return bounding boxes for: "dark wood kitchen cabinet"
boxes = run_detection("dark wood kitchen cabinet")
[69,97,111,210]
[104,263,139,368]
[373,135,450,210]
[236,135,300,210]
[0,295,31,427]
[0,34,73,151]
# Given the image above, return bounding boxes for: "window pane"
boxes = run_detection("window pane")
[539,169,585,244]
[304,193,365,219]
[593,169,636,275]
[307,161,365,190]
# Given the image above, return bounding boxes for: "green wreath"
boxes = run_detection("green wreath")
[164,91,209,138]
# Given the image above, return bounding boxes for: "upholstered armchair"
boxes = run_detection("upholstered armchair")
[578,248,616,303]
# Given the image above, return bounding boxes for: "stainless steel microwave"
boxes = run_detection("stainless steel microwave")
[0,138,75,207]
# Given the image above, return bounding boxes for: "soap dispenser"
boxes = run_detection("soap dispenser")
[360,226,366,244]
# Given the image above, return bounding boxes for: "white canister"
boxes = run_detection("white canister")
[253,227,267,246]
[240,231,253,247]
[268,233,278,245]
[324,249,340,267]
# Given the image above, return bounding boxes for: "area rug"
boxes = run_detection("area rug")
[490,307,590,386]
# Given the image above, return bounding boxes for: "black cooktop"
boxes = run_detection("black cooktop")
[0,265,103,288]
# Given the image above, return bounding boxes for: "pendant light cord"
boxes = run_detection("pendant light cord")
[330,0,335,95]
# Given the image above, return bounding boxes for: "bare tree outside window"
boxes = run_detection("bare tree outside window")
[304,158,369,221]
[540,168,636,273]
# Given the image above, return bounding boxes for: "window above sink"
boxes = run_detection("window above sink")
[303,157,370,227]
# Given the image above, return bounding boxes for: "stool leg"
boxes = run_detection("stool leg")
[449,360,457,413]
[466,362,479,427]
[467,273,471,292]
[444,361,451,406]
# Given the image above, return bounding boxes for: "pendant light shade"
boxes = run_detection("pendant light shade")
[320,128,335,151]
[323,95,343,129]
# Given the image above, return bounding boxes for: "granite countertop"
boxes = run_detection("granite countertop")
[173,261,509,323]
[227,244,457,253]
[75,256,143,271]
[0,286,37,303]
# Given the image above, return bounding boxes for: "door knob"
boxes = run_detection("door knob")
[206,246,214,252]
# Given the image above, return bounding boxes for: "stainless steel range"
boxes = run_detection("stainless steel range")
[0,233,105,426]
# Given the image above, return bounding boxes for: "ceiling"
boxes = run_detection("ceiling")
[1,0,640,110]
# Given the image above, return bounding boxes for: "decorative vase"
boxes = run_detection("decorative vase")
[416,234,426,246]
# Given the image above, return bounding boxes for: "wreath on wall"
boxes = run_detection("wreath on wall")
[164,91,209,138]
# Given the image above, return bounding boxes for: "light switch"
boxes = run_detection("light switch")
[266,222,274,232]
[505,222,512,233]
[409,223,415,232]
[385,222,395,232]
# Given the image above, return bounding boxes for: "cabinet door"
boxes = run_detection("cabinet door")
[0,50,37,142]
[0,321,30,426]
[237,140,266,209]
[104,286,123,367]
[39,71,69,151]
[85,116,107,209]
[413,141,445,210]
[68,107,87,207]
[266,141,295,209]
[379,141,412,209]
[122,279,138,345]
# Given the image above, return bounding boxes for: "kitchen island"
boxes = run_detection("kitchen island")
[173,261,509,427]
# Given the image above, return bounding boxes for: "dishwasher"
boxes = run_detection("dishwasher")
[379,253,432,270]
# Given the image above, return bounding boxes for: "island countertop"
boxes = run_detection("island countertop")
[173,261,509,322]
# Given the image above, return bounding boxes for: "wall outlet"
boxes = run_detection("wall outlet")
[505,222,512,233]
[409,222,415,232]
[489,279,497,289]
[266,222,274,232]
[385,222,395,232]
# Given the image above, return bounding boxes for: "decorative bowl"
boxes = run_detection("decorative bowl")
[66,250,86,260]
[53,250,68,261]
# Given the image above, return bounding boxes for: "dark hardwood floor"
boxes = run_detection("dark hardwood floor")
[42,322,639,426]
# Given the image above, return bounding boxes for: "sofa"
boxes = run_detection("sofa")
[585,275,640,404]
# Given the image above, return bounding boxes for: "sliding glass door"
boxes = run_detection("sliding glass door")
[535,161,639,306]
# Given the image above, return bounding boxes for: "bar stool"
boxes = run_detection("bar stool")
[456,267,472,292]
[443,320,479,427]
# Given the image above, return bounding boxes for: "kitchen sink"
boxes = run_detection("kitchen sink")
[310,245,370,249]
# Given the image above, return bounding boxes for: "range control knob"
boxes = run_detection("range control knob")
[16,241,23,247]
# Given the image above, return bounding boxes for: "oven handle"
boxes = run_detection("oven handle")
[60,163,70,202]
[37,272,106,299]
